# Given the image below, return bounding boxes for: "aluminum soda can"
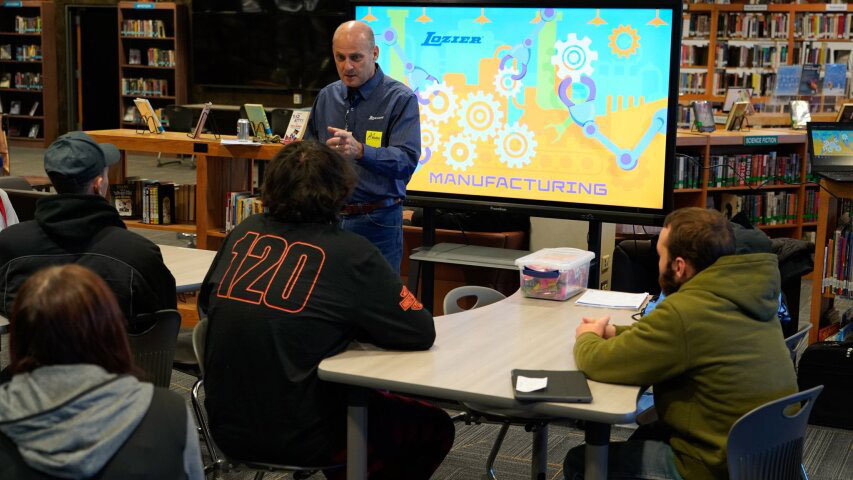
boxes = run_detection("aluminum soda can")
[237,119,250,141]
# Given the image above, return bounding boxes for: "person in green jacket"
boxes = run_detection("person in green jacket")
[564,207,798,480]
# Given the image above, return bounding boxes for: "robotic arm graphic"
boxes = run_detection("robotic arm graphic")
[498,8,556,81]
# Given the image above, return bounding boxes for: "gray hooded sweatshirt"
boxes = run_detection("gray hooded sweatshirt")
[0,364,203,479]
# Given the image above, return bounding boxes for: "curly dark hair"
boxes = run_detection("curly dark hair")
[262,140,357,223]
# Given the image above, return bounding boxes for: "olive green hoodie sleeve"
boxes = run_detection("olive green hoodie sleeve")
[574,300,689,386]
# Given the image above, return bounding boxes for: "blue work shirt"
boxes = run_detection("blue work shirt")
[306,65,421,204]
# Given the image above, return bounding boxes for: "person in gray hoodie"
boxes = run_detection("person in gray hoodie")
[0,264,203,480]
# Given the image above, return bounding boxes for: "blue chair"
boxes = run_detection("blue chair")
[190,318,343,479]
[784,324,812,366]
[444,286,554,480]
[727,385,823,480]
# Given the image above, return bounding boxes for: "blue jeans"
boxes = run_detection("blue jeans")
[340,202,403,274]
[564,424,684,480]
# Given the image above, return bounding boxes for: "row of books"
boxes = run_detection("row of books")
[121,78,169,97]
[673,155,702,190]
[0,99,39,116]
[683,14,711,38]
[719,192,799,227]
[225,192,264,232]
[681,45,709,66]
[120,19,167,38]
[707,153,804,187]
[127,48,175,67]
[111,180,195,224]
[803,189,820,223]
[822,212,853,296]
[712,71,776,97]
[0,44,41,61]
[0,72,42,90]
[3,123,40,139]
[679,72,707,94]
[794,13,853,40]
[715,44,786,69]
[717,12,789,39]
[14,16,40,34]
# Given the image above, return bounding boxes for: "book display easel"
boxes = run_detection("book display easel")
[673,128,819,242]
[0,0,56,146]
[680,2,853,126]
[117,1,187,129]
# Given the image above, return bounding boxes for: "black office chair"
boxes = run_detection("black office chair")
[190,318,343,479]
[269,108,294,137]
[159,105,196,168]
[0,176,33,191]
[127,309,181,388]
[3,188,52,222]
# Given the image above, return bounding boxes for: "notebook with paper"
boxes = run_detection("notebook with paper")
[575,289,649,310]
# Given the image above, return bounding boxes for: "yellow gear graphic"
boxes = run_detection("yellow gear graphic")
[608,25,639,59]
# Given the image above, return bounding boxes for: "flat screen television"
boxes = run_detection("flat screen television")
[353,1,681,224]
[192,0,347,91]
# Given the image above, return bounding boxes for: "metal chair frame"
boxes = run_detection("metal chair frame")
[190,318,343,479]
[784,324,812,367]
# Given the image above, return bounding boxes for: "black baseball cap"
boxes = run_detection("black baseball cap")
[43,131,120,184]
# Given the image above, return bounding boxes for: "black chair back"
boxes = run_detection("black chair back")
[269,108,294,136]
[128,309,181,388]
[4,188,52,222]
[162,105,196,133]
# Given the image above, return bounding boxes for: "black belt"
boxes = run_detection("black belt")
[341,198,401,216]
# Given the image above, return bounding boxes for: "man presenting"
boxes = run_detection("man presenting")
[564,207,798,480]
[306,20,420,273]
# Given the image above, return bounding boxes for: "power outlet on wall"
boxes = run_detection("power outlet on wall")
[294,93,302,105]
[601,254,611,272]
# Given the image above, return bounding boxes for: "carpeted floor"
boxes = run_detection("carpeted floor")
[3,144,853,479]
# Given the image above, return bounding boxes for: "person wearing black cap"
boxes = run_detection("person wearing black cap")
[0,131,176,328]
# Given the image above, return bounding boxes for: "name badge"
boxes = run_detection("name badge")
[366,131,382,148]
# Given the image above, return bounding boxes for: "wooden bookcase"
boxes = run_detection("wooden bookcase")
[681,1,853,123]
[117,1,187,129]
[673,128,819,241]
[809,179,853,344]
[0,0,56,146]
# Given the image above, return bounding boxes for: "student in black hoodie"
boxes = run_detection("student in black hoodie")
[0,131,176,327]
[199,141,454,479]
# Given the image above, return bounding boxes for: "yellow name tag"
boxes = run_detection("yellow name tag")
[365,131,382,148]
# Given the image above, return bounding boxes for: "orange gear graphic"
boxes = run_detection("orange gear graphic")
[608,25,639,59]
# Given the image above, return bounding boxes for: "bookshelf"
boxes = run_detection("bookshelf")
[809,178,853,344]
[117,1,187,129]
[0,0,56,146]
[673,128,819,242]
[680,2,853,123]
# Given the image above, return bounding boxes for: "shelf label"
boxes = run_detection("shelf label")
[743,4,768,11]
[3,1,23,7]
[134,2,155,9]
[826,3,848,11]
[744,136,778,146]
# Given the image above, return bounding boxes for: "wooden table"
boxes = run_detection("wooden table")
[86,129,285,250]
[159,244,216,293]
[319,291,643,480]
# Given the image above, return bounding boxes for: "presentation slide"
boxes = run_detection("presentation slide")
[355,5,675,210]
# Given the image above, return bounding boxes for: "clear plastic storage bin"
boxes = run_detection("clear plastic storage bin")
[514,248,595,301]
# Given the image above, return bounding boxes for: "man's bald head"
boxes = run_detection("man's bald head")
[332,21,379,88]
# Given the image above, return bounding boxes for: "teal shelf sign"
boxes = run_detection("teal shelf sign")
[134,3,155,9]
[4,1,23,7]
[743,136,778,146]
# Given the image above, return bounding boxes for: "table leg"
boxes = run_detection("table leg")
[584,422,610,480]
[347,389,368,480]
[531,423,548,480]
[408,258,421,297]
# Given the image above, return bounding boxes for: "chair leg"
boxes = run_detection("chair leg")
[253,472,265,480]
[801,463,808,480]
[485,422,510,480]
[530,423,548,480]
[192,379,223,470]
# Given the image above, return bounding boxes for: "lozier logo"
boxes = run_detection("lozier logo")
[422,32,482,47]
